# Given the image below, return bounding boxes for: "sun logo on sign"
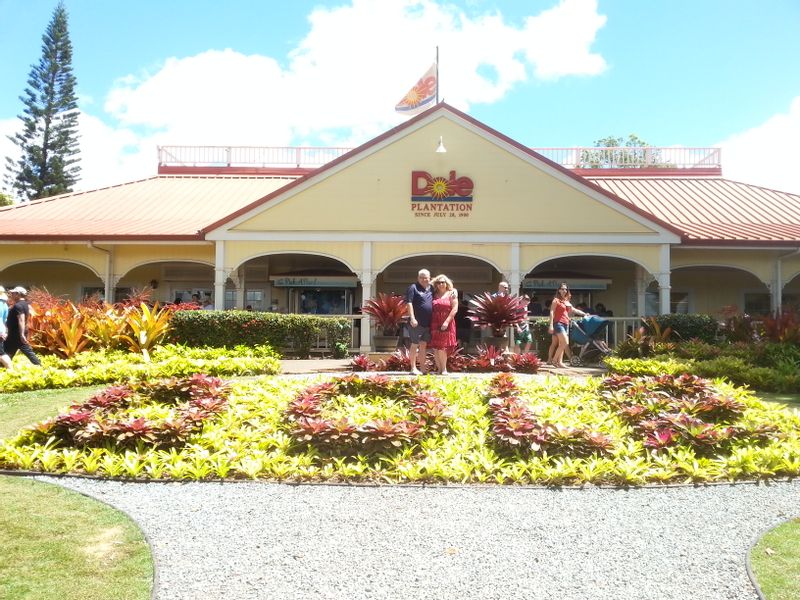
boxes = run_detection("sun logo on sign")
[426,177,452,199]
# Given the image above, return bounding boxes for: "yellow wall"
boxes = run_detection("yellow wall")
[671,249,777,283]
[224,241,363,273]
[0,261,103,298]
[372,243,508,273]
[521,244,663,275]
[231,117,658,235]
[115,245,213,277]
[670,268,766,313]
[0,244,105,276]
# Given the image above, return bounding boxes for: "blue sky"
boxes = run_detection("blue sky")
[2,0,799,193]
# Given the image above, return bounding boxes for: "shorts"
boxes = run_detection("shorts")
[514,329,532,344]
[0,338,4,354]
[406,324,432,344]
[553,322,568,335]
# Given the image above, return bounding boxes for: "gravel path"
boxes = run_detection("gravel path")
[38,476,800,600]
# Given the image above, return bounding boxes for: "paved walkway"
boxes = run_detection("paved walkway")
[279,357,604,377]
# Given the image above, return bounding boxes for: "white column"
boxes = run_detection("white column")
[635,265,648,317]
[657,244,671,315]
[773,257,782,314]
[509,242,521,294]
[214,241,226,310]
[228,268,245,309]
[359,242,373,352]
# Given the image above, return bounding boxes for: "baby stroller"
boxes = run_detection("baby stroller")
[569,315,612,367]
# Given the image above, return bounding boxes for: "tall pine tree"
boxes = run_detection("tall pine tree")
[5,2,81,201]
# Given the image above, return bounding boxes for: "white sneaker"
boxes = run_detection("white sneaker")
[410,368,422,375]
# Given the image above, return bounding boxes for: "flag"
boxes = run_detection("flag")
[395,63,437,116]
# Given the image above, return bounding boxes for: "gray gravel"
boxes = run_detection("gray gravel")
[36,476,800,600]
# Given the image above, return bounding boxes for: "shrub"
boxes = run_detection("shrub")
[649,314,719,343]
[170,310,351,357]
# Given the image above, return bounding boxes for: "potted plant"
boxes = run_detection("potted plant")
[467,292,529,350]
[362,293,407,351]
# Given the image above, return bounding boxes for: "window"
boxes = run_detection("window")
[744,293,771,316]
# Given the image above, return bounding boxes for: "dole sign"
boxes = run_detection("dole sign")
[410,170,474,218]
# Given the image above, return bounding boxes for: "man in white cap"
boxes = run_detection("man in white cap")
[0,287,12,369]
[6,286,41,366]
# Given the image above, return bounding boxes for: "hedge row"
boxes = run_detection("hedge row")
[169,310,351,357]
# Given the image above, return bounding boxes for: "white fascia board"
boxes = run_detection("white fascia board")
[207,230,677,244]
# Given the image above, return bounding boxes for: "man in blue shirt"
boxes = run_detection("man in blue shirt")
[405,269,432,375]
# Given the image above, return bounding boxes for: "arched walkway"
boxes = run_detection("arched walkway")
[0,260,103,300]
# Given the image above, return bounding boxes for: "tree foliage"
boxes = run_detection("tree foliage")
[592,133,650,148]
[579,133,668,169]
[0,192,13,207]
[4,1,81,201]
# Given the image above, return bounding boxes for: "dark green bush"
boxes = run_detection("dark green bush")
[170,310,351,358]
[646,314,719,343]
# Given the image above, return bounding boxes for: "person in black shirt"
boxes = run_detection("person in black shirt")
[405,269,432,375]
[5,286,41,366]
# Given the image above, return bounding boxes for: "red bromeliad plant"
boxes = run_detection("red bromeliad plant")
[30,374,230,451]
[361,293,408,336]
[467,292,529,337]
[484,373,613,455]
[598,373,778,454]
[285,374,451,450]
[349,345,540,374]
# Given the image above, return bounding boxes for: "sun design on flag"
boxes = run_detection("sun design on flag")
[402,85,425,107]
[426,177,452,199]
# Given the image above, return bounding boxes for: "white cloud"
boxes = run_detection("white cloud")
[100,0,608,150]
[2,0,610,193]
[718,96,800,194]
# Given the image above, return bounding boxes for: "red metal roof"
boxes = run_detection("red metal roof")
[0,175,295,240]
[588,177,800,245]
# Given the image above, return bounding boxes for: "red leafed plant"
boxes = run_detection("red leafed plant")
[484,374,611,456]
[30,374,230,453]
[467,292,529,337]
[285,375,451,450]
[361,293,408,335]
[598,373,773,454]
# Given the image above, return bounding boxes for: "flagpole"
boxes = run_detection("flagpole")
[435,46,439,104]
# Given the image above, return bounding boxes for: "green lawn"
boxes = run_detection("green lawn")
[756,392,800,409]
[0,386,153,600]
[750,518,800,600]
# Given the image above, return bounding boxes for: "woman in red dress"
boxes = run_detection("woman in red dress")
[429,274,458,375]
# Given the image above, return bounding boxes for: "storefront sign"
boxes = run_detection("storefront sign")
[270,277,357,288]
[410,170,474,218]
[523,278,611,290]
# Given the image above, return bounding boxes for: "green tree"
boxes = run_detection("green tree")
[592,134,650,148]
[0,192,13,207]
[580,133,666,169]
[5,2,81,201]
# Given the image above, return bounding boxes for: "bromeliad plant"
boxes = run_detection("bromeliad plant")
[25,374,230,451]
[361,293,408,336]
[350,346,540,374]
[484,373,613,456]
[285,374,451,450]
[467,292,529,337]
[598,373,780,454]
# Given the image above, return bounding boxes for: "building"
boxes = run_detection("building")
[1,103,799,350]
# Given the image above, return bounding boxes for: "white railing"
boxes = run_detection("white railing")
[158,145,721,171]
[534,147,721,170]
[158,145,352,169]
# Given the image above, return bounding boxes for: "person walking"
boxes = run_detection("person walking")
[429,274,458,375]
[405,269,433,375]
[0,287,13,369]
[5,286,41,366]
[547,283,587,368]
